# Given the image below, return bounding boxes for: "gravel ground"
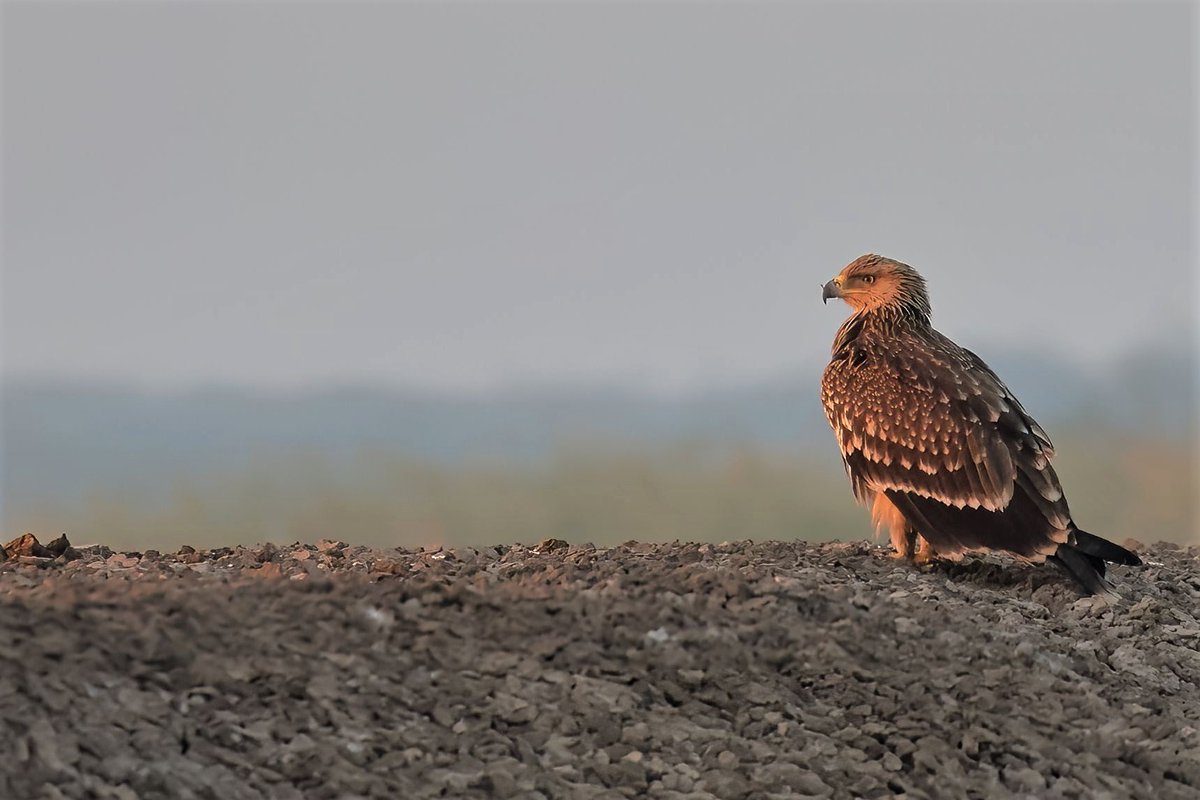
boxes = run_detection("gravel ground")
[1,535,1197,800]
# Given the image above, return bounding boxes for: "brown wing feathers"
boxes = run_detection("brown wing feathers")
[827,336,1070,557]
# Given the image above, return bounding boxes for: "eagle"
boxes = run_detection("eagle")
[820,254,1140,594]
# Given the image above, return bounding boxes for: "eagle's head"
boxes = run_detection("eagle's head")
[822,254,931,318]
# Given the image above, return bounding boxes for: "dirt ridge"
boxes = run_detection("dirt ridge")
[1,536,1197,799]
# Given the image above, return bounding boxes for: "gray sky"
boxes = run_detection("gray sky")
[3,2,1195,391]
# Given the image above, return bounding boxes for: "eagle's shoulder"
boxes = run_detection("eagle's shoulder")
[822,321,1060,517]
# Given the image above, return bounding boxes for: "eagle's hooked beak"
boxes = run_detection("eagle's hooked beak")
[822,278,842,304]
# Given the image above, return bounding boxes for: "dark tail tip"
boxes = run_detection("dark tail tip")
[1070,529,1142,566]
[1051,529,1141,596]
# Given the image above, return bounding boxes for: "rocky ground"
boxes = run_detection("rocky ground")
[0,534,1197,800]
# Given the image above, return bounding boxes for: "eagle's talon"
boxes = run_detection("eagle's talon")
[910,550,938,567]
[892,544,937,566]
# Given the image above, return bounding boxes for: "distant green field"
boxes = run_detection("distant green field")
[11,432,1195,552]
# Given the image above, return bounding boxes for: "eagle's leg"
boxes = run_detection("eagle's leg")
[912,534,936,565]
[891,524,936,565]
[890,524,918,560]
[874,492,923,560]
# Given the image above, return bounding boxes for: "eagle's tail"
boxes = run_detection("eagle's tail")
[1049,529,1141,596]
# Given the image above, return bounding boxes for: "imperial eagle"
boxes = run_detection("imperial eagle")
[820,254,1139,594]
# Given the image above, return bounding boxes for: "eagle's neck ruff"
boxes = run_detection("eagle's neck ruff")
[833,304,931,354]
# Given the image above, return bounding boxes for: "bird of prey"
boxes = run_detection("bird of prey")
[820,254,1140,594]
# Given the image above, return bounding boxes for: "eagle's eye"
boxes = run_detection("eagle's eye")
[862,275,876,284]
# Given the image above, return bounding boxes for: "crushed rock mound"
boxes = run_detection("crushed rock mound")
[1,535,1197,799]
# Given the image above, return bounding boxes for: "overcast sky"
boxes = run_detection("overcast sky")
[3,2,1195,391]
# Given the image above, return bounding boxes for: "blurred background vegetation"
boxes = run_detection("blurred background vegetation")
[5,345,1195,551]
